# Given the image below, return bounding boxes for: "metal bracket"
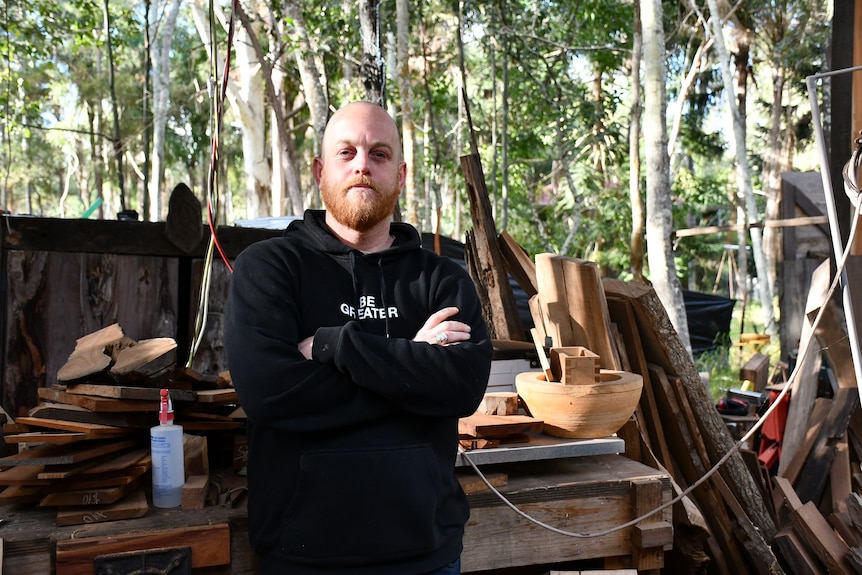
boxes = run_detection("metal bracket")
[93,545,192,575]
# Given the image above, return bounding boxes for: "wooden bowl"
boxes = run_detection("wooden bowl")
[515,369,643,438]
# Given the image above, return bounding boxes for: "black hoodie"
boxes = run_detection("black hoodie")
[225,210,493,574]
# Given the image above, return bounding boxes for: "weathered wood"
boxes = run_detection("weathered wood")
[56,323,130,384]
[65,383,196,403]
[604,297,671,470]
[0,438,139,467]
[780,260,830,475]
[791,501,853,575]
[461,455,671,573]
[110,338,178,383]
[497,230,538,297]
[15,416,135,438]
[460,154,524,341]
[773,527,827,575]
[601,278,777,542]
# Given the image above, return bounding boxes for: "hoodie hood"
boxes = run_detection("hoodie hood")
[284,209,421,257]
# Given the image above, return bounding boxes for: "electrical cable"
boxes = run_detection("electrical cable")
[186,0,238,368]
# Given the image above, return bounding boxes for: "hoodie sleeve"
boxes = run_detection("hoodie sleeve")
[225,241,393,434]
[313,258,493,418]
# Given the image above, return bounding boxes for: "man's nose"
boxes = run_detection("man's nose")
[352,150,372,174]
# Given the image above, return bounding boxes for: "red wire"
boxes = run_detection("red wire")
[206,0,240,273]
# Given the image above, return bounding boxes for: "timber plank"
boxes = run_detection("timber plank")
[773,527,827,575]
[37,387,157,412]
[55,489,149,527]
[15,417,135,437]
[65,383,195,403]
[55,523,231,574]
[0,438,139,467]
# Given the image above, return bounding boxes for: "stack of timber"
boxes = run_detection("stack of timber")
[498,234,862,574]
[0,323,243,526]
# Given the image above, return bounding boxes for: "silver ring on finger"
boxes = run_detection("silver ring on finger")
[435,331,448,344]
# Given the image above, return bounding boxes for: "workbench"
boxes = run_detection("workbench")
[0,453,672,574]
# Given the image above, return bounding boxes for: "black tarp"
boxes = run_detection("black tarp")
[682,290,735,355]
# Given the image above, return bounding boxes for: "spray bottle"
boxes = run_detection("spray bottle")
[150,388,184,508]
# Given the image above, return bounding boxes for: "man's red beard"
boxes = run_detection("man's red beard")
[320,175,400,232]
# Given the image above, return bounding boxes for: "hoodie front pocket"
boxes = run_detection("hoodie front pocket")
[280,444,443,563]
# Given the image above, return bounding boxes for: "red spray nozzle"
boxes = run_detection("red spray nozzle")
[159,389,174,425]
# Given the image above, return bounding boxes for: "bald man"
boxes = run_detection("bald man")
[226,102,493,575]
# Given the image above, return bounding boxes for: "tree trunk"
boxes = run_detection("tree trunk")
[396,0,417,225]
[359,0,384,104]
[148,0,182,222]
[640,0,692,354]
[763,65,787,302]
[629,1,644,281]
[706,0,775,335]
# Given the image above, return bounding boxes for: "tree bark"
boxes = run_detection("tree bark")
[640,0,692,353]
[359,0,384,104]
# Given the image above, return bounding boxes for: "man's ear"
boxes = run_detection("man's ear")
[312,157,323,186]
[398,161,407,191]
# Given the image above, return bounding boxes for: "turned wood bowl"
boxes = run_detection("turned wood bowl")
[515,369,643,438]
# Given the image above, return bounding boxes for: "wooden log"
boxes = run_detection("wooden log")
[601,278,777,542]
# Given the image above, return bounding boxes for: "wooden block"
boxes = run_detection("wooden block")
[632,521,674,549]
[55,523,230,574]
[182,475,209,510]
[740,353,770,390]
[457,471,508,495]
[458,413,543,439]
[476,392,519,415]
[550,346,600,385]
[55,489,149,526]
